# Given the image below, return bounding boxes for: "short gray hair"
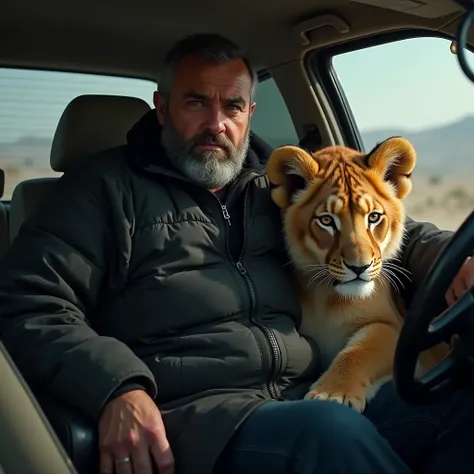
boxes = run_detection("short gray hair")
[158,33,258,100]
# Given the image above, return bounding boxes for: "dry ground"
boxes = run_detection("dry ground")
[1,161,473,232]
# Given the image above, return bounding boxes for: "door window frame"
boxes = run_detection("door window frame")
[305,29,458,152]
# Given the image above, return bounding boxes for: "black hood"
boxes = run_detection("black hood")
[126,109,273,177]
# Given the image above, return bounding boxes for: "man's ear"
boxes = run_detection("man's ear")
[249,102,256,117]
[267,145,319,208]
[153,91,166,126]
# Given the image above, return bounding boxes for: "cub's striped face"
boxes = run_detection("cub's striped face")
[307,182,399,299]
[267,137,417,300]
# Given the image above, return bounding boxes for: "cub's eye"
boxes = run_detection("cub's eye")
[317,215,335,227]
[368,212,383,224]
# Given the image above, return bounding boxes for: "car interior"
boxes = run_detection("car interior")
[2,0,474,473]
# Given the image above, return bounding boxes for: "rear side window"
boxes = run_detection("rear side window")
[0,69,298,200]
[251,77,299,148]
[0,68,156,200]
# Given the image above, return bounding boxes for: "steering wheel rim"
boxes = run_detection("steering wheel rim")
[455,4,474,84]
[394,209,474,404]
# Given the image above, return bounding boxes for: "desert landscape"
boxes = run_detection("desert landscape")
[0,136,59,199]
[0,115,473,232]
[361,116,474,232]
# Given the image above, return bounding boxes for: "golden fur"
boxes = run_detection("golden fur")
[267,137,448,412]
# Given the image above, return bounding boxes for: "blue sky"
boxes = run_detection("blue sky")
[0,35,473,144]
[333,35,474,131]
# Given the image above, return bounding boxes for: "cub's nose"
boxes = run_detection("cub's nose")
[344,261,371,276]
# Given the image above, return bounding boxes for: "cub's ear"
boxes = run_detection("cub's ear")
[266,145,319,208]
[365,136,417,200]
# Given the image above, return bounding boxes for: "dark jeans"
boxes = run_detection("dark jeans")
[215,383,474,473]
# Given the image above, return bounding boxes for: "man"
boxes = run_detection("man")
[0,33,473,474]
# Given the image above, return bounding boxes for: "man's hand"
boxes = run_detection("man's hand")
[98,389,174,474]
[445,256,474,306]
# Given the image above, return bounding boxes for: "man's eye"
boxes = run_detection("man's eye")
[227,104,241,111]
[188,100,203,107]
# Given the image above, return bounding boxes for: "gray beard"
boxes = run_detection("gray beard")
[161,113,250,189]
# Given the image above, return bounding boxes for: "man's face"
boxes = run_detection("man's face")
[154,55,256,190]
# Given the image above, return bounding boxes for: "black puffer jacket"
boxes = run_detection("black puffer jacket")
[0,111,324,474]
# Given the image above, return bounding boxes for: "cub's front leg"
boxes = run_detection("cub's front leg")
[305,322,399,412]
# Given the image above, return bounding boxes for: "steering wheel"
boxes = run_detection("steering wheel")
[394,210,474,404]
[392,0,474,405]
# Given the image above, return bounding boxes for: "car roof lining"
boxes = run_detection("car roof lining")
[0,0,468,82]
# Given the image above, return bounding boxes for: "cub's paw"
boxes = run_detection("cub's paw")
[304,380,370,413]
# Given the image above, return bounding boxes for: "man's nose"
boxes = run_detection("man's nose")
[205,109,226,135]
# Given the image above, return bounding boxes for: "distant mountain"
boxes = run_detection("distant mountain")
[0,115,473,174]
[264,115,474,174]
[361,116,474,173]
[0,136,51,168]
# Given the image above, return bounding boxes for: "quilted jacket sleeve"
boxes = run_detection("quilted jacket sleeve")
[0,157,157,422]
[401,216,454,298]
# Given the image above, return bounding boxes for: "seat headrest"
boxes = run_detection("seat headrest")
[50,94,151,172]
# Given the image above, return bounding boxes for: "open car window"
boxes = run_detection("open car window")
[330,35,474,231]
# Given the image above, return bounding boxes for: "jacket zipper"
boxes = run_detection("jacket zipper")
[216,182,282,400]
[235,261,281,399]
[141,160,283,397]
[221,205,231,226]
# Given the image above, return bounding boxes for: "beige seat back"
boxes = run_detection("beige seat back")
[9,94,151,243]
